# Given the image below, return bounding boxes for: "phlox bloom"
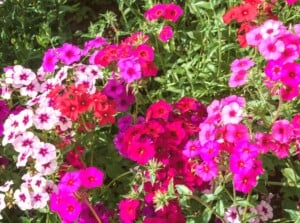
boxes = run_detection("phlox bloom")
[221,102,243,125]
[59,171,81,193]
[128,140,155,165]
[195,161,218,182]
[80,167,105,189]
[229,70,248,87]
[117,56,142,83]
[58,43,82,65]
[119,198,140,223]
[230,57,255,72]
[258,38,285,60]
[233,172,257,193]
[271,119,293,143]
[158,25,174,42]
[59,195,82,222]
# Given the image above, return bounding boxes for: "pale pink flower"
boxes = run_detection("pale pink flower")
[43,180,58,195]
[15,108,34,131]
[35,159,57,175]
[0,83,12,99]
[16,150,31,167]
[40,78,58,93]
[258,38,285,60]
[57,115,72,131]
[13,131,40,153]
[256,200,273,222]
[221,102,243,125]
[198,123,216,146]
[224,206,241,223]
[246,27,263,46]
[260,20,284,39]
[54,66,69,83]
[13,66,36,87]
[0,194,6,216]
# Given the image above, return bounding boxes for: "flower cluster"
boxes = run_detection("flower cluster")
[115,97,207,222]
[144,3,183,42]
[50,166,105,222]
[229,56,255,87]
[245,19,300,101]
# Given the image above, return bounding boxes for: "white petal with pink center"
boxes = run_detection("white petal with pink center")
[0,194,5,213]
[12,131,40,153]
[20,79,40,98]
[0,180,13,193]
[32,142,56,164]
[221,102,243,125]
[33,107,60,130]
[30,190,49,209]
[15,108,34,130]
[14,187,33,211]
[35,159,57,175]
[57,115,72,131]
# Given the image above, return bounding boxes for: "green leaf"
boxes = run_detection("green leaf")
[193,2,212,10]
[282,168,299,184]
[201,208,212,223]
[176,184,193,196]
[284,209,300,223]
[215,200,225,216]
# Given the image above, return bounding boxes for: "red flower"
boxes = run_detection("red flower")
[222,7,239,24]
[235,4,258,23]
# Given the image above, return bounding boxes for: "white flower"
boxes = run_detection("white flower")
[35,159,57,175]
[15,108,34,131]
[20,80,40,98]
[0,180,14,193]
[32,142,56,164]
[30,191,49,209]
[0,193,6,213]
[224,206,241,223]
[13,131,40,153]
[33,107,60,130]
[57,115,72,131]
[13,66,36,86]
[14,187,32,211]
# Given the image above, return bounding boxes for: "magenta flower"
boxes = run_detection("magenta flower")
[163,3,184,22]
[280,62,300,85]
[58,43,82,65]
[59,195,82,222]
[80,166,105,189]
[58,171,81,193]
[271,119,293,143]
[134,44,155,62]
[264,59,285,81]
[158,25,174,43]
[230,152,255,174]
[128,140,155,165]
[182,139,201,158]
[199,140,220,161]
[42,48,58,72]
[144,4,167,22]
[117,56,142,83]
[119,198,140,223]
[280,84,299,101]
[195,160,218,182]
[233,172,257,193]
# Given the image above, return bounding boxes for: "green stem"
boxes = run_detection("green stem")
[266,181,300,188]
[100,171,132,196]
[271,96,283,125]
[189,195,225,223]
[242,192,252,222]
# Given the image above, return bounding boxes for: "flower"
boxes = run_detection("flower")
[80,167,105,189]
[119,198,140,223]
[58,43,82,65]
[229,70,248,87]
[256,200,273,222]
[224,206,241,223]
[117,56,142,83]
[158,25,174,42]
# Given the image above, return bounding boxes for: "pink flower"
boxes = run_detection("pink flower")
[224,206,241,223]
[80,167,105,189]
[280,62,300,85]
[264,59,285,81]
[229,70,248,87]
[58,171,81,193]
[260,20,284,39]
[286,0,298,5]
[182,139,201,158]
[230,57,255,72]
[258,38,285,60]
[144,4,167,22]
[246,27,263,46]
[163,3,184,22]
[117,56,142,83]
[199,140,220,161]
[119,198,140,223]
[271,119,293,143]
[230,152,255,174]
[158,25,174,42]
[134,44,154,62]
[233,172,257,193]
[58,43,82,65]
[195,160,218,181]
[280,84,299,101]
[223,124,250,143]
[59,195,82,222]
